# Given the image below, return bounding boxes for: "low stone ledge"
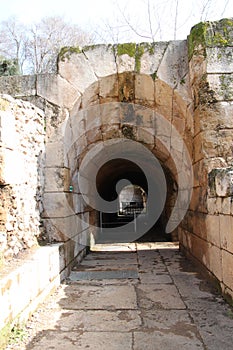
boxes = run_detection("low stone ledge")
[0,240,87,346]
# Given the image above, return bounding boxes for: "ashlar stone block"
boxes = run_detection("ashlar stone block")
[37,74,80,109]
[209,167,233,197]
[157,40,188,89]
[83,45,117,77]
[58,51,98,94]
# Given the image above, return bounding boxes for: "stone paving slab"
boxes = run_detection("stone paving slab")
[136,283,186,310]
[138,263,168,274]
[79,258,138,266]
[84,252,138,260]
[69,278,139,285]
[69,269,138,281]
[29,331,133,350]
[191,304,233,350]
[133,331,204,350]
[73,263,138,271]
[4,243,233,350]
[58,284,138,310]
[140,309,195,330]
[164,260,201,275]
[172,274,216,299]
[139,272,172,284]
[31,309,141,332]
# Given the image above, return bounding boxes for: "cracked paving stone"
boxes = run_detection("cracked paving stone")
[4,243,233,350]
[136,283,186,310]
[58,284,138,310]
[28,331,132,350]
[133,330,204,350]
[33,309,141,332]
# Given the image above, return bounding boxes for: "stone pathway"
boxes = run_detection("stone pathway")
[5,242,233,350]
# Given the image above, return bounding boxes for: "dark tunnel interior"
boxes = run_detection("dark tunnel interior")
[95,158,177,243]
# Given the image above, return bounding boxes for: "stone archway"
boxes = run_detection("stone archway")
[35,29,233,302]
[47,70,193,248]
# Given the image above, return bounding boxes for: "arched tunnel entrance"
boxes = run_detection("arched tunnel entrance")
[65,77,193,249]
[95,157,177,244]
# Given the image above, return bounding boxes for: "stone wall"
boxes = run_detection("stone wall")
[179,19,233,301]
[0,95,45,260]
[0,95,89,340]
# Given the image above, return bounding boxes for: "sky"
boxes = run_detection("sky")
[0,0,233,42]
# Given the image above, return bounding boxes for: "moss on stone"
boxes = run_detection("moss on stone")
[135,44,144,73]
[150,72,157,81]
[137,42,157,55]
[117,43,146,72]
[58,46,82,61]
[145,42,157,55]
[117,42,158,72]
[188,18,233,60]
[117,43,137,57]
[0,322,12,349]
[188,22,208,60]
[219,74,233,100]
[180,77,186,85]
[206,18,233,47]
[198,74,217,106]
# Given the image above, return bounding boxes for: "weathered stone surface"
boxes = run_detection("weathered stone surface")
[134,330,204,350]
[192,302,233,350]
[99,74,119,99]
[0,96,45,259]
[45,142,65,167]
[157,40,188,88]
[137,284,186,310]
[209,167,233,197]
[135,74,154,102]
[37,74,80,109]
[140,42,168,75]
[0,242,83,343]
[207,73,233,101]
[83,45,117,77]
[0,75,36,97]
[81,80,100,109]
[222,249,233,291]
[139,271,172,284]
[116,54,135,74]
[7,245,233,350]
[220,215,233,254]
[205,214,220,247]
[206,47,233,74]
[44,167,70,192]
[29,331,132,350]
[155,79,173,121]
[58,284,138,310]
[58,51,98,93]
[0,108,17,149]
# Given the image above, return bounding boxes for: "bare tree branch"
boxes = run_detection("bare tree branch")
[147,0,155,41]
[221,0,230,16]
[174,0,179,40]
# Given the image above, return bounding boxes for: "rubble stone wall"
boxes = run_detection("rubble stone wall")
[0,95,45,260]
